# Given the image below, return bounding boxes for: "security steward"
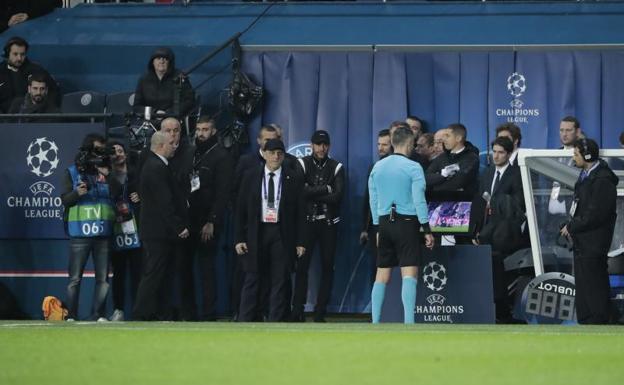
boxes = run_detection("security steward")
[368,126,434,324]
[560,138,618,324]
[290,130,345,322]
[188,116,234,320]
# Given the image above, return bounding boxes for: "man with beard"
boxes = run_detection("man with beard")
[360,129,393,284]
[8,72,58,116]
[187,116,233,320]
[0,36,58,113]
[560,138,618,324]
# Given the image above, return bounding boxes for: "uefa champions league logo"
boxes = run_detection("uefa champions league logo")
[507,72,526,98]
[422,261,448,292]
[26,137,60,178]
[496,72,539,124]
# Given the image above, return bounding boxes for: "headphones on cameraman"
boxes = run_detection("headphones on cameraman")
[3,37,28,58]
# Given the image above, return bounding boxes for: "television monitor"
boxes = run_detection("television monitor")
[427,201,472,234]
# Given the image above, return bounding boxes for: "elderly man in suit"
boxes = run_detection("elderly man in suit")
[235,138,306,322]
[133,131,189,321]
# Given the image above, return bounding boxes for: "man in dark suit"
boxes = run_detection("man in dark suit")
[133,131,190,321]
[235,139,306,322]
[471,136,525,323]
[231,124,299,319]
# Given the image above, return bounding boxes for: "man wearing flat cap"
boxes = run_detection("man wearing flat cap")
[234,138,306,322]
[292,130,346,322]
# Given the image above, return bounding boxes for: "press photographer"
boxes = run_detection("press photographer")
[60,133,120,321]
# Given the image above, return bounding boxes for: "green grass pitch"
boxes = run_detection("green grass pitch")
[1,322,623,385]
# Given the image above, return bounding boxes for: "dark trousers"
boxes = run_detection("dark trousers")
[133,239,175,321]
[491,251,512,321]
[111,247,142,312]
[574,255,611,324]
[292,221,337,318]
[174,238,197,321]
[239,224,290,322]
[188,230,220,320]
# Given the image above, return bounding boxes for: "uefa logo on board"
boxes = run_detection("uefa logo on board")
[495,72,540,124]
[26,137,60,178]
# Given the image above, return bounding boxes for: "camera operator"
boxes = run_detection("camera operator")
[108,140,142,322]
[61,133,119,321]
[560,138,618,324]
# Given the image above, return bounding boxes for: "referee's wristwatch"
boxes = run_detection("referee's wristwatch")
[420,223,432,235]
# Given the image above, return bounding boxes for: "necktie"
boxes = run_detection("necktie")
[579,170,587,182]
[268,172,275,208]
[492,171,501,194]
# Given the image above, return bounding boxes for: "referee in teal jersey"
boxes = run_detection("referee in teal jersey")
[368,125,434,324]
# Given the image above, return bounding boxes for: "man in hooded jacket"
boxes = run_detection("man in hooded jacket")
[560,138,618,324]
[134,47,195,118]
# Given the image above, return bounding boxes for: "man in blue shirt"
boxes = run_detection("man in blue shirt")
[368,126,435,324]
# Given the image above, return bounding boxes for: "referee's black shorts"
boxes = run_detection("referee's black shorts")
[377,214,422,268]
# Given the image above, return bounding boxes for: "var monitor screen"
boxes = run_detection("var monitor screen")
[428,201,472,234]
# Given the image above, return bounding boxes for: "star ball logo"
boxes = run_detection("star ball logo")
[26,137,59,178]
[422,261,447,292]
[416,261,464,323]
[495,72,540,124]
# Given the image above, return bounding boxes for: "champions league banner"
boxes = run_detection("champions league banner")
[0,123,106,239]
[242,50,623,314]
[380,245,495,323]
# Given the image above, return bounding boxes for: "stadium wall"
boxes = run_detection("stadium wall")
[1,2,623,319]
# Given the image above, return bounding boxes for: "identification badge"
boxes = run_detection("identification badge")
[263,207,278,223]
[551,182,561,200]
[190,173,200,193]
[569,201,578,217]
[121,219,136,235]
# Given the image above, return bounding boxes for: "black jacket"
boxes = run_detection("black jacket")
[409,148,430,170]
[134,48,194,117]
[568,160,618,258]
[235,165,305,273]
[362,163,375,233]
[189,136,234,229]
[425,146,480,201]
[168,139,195,226]
[0,58,59,113]
[8,95,60,120]
[138,151,188,241]
[298,155,345,223]
[471,165,526,254]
